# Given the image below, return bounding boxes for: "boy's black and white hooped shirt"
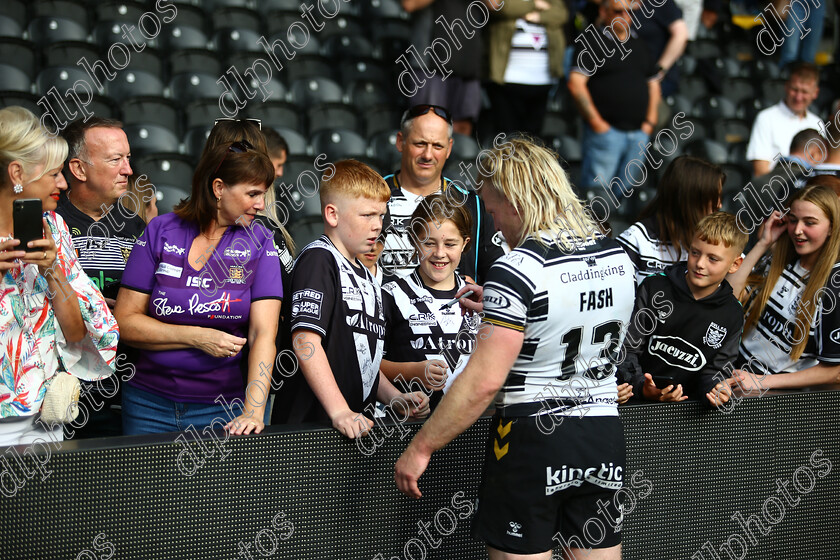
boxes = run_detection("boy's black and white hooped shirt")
[289,236,385,414]
[616,217,686,285]
[382,271,480,393]
[481,233,636,418]
[739,260,840,374]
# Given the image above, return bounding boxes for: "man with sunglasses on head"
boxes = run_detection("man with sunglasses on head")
[56,117,147,438]
[381,104,503,284]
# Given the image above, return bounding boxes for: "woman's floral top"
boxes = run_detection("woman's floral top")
[0,211,118,418]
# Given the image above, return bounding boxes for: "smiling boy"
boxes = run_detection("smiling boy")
[617,212,748,407]
[274,160,429,436]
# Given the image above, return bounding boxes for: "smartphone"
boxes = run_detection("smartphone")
[651,375,678,390]
[12,198,43,251]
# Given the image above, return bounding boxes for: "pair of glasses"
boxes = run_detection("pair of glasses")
[213,139,255,176]
[213,117,262,130]
[400,104,453,125]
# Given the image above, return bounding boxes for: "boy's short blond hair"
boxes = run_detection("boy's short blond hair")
[320,159,390,209]
[695,211,749,255]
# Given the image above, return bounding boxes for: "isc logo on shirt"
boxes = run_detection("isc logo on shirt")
[186,276,211,289]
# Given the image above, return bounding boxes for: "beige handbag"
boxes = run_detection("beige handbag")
[40,372,81,425]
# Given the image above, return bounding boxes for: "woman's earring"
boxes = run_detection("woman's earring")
[13,184,22,194]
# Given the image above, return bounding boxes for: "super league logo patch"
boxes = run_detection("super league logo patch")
[703,322,727,349]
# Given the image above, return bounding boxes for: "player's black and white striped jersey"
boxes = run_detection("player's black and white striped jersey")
[481,233,636,417]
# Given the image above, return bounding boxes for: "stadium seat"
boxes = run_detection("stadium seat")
[684,138,728,165]
[3,0,26,29]
[169,73,226,104]
[356,157,386,175]
[550,135,583,163]
[285,55,337,83]
[211,7,262,33]
[212,28,263,53]
[322,34,375,59]
[663,94,692,117]
[675,54,696,76]
[686,39,721,59]
[184,98,227,132]
[677,75,709,104]
[736,98,765,123]
[761,78,787,107]
[307,103,360,135]
[693,95,738,121]
[86,95,121,119]
[0,66,31,93]
[92,20,161,50]
[720,163,749,194]
[124,123,181,156]
[258,0,301,11]
[169,49,222,77]
[541,111,572,139]
[718,77,756,104]
[371,18,412,42]
[95,1,148,22]
[122,97,183,136]
[713,57,744,79]
[133,153,195,189]
[44,41,99,69]
[184,125,214,158]
[365,0,409,19]
[107,70,165,103]
[205,0,253,10]
[0,91,42,114]
[364,105,400,137]
[713,118,752,146]
[159,24,209,50]
[320,15,366,39]
[339,58,389,88]
[265,11,300,36]
[728,141,749,166]
[288,215,323,249]
[376,36,412,63]
[747,59,782,81]
[346,80,390,111]
[246,100,304,131]
[155,185,191,215]
[309,129,368,160]
[451,133,481,162]
[0,15,22,39]
[272,127,307,155]
[27,17,88,46]
[368,130,401,171]
[32,0,89,28]
[289,77,344,107]
[36,67,98,96]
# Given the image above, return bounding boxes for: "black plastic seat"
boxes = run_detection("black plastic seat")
[32,0,89,28]
[155,185,190,215]
[309,128,368,160]
[0,65,32,92]
[107,70,165,103]
[122,96,183,135]
[550,135,582,163]
[246,100,304,131]
[159,24,209,50]
[36,67,96,96]
[27,17,88,45]
[694,95,738,121]
[0,39,38,80]
[683,138,729,165]
[368,129,401,171]
[0,91,41,114]
[124,123,181,156]
[322,34,375,59]
[212,28,263,53]
[211,7,262,33]
[169,49,222,77]
[339,58,389,88]
[272,127,307,155]
[364,0,409,19]
[169,72,226,104]
[133,153,194,189]
[307,103,360,135]
[451,133,480,162]
[289,77,344,108]
[346,80,390,111]
[95,1,148,22]
[0,15,23,39]
[719,77,756,104]
[364,105,400,137]
[285,55,336,83]
[184,98,225,131]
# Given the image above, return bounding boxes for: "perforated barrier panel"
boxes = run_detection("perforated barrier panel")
[2,390,839,559]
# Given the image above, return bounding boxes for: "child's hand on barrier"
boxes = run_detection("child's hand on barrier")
[331,409,374,439]
[706,381,733,408]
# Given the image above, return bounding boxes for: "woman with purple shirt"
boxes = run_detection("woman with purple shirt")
[114,141,282,436]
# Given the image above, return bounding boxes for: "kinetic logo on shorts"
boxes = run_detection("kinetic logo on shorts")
[545,462,623,495]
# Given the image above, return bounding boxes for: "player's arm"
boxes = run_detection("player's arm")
[293,329,374,438]
[395,323,523,498]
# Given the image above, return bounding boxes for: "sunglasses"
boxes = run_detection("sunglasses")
[213,117,262,131]
[401,104,453,126]
[213,139,255,176]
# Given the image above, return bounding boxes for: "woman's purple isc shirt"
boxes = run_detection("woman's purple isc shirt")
[121,213,282,403]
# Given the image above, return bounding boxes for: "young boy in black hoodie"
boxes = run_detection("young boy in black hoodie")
[617,212,748,407]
